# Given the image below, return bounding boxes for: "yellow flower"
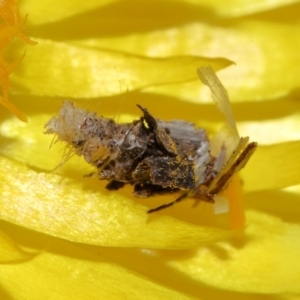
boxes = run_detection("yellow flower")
[1,0,300,299]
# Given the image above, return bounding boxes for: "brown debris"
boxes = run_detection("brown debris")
[45,101,257,213]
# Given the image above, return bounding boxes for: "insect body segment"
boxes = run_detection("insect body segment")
[46,102,219,195]
[45,101,256,213]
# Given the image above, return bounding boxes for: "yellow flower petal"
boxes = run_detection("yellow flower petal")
[166,209,300,294]
[10,38,232,98]
[0,224,197,300]
[242,141,300,192]
[2,1,300,297]
[239,113,300,145]
[0,112,62,170]
[0,229,35,262]
[144,20,300,102]
[73,19,300,102]
[178,0,300,17]
[20,0,119,26]
[0,155,233,249]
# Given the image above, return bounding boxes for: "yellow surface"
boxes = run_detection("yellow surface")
[1,0,300,299]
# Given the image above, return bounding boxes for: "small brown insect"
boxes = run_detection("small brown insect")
[45,67,257,213]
